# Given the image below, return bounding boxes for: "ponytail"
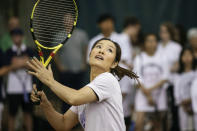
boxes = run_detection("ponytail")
[110,65,140,84]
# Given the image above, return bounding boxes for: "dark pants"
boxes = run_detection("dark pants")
[7,94,33,117]
[33,116,54,131]
[167,85,180,131]
[59,71,88,113]
[124,116,131,131]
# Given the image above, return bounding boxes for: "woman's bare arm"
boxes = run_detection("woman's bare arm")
[148,79,167,91]
[47,81,98,106]
[31,85,79,131]
[27,58,98,106]
[43,105,78,131]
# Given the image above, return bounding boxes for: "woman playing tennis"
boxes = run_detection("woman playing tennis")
[27,38,138,131]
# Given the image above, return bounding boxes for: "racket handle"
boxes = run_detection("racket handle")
[32,77,43,105]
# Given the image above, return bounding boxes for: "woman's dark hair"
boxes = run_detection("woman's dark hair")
[143,33,158,43]
[175,24,187,47]
[123,16,140,29]
[178,47,196,73]
[97,14,115,24]
[141,33,158,51]
[91,38,139,81]
[161,22,176,41]
[10,28,24,36]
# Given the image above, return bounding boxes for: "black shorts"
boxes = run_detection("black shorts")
[124,116,131,126]
[8,94,33,116]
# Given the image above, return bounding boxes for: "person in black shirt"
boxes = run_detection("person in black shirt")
[5,28,34,131]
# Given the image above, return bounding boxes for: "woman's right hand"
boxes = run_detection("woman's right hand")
[31,84,52,109]
[141,88,151,96]
[147,95,155,106]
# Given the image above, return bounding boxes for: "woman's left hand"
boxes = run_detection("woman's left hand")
[26,57,54,86]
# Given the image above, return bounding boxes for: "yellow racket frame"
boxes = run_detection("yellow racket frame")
[30,0,78,67]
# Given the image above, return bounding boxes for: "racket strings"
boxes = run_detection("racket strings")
[32,0,76,47]
[34,8,75,16]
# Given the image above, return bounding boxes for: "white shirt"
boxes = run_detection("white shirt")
[133,51,169,88]
[117,33,133,67]
[119,76,135,117]
[7,44,32,94]
[191,77,197,113]
[158,40,182,70]
[70,72,126,131]
[170,71,196,105]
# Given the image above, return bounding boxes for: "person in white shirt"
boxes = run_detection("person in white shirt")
[27,38,139,131]
[158,22,182,130]
[6,28,34,131]
[158,22,182,72]
[86,14,119,62]
[87,15,135,130]
[170,47,196,131]
[134,33,168,131]
[119,17,136,67]
[122,16,142,59]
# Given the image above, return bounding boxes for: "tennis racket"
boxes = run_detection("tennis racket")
[30,0,78,104]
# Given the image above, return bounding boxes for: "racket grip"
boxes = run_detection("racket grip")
[32,77,43,105]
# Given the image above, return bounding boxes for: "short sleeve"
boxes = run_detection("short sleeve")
[119,76,133,94]
[133,55,144,85]
[173,43,182,62]
[87,73,115,102]
[118,34,132,64]
[161,55,170,80]
[133,55,140,75]
[69,106,78,114]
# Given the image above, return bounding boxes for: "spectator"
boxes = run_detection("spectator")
[134,33,168,131]
[86,13,119,62]
[0,16,20,52]
[122,16,142,59]
[5,28,34,131]
[170,47,195,131]
[118,17,134,68]
[158,22,182,73]
[187,28,197,66]
[118,17,136,131]
[54,28,89,113]
[158,22,182,131]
